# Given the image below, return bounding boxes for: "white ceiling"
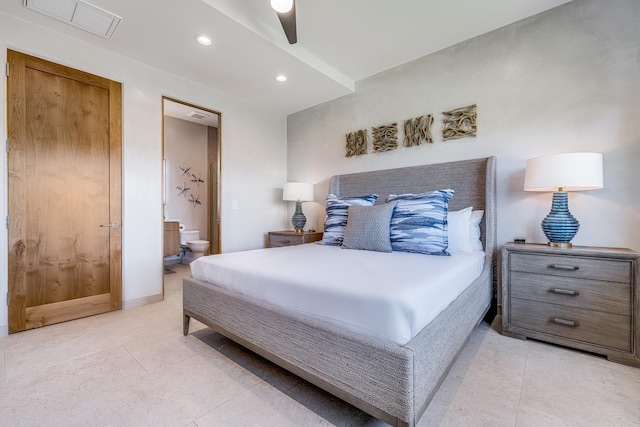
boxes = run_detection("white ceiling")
[1,0,572,115]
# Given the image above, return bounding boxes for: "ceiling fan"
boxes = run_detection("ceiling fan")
[271,0,297,44]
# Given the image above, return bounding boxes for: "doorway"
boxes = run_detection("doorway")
[6,50,123,333]
[161,98,220,277]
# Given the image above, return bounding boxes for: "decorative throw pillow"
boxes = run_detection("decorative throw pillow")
[387,189,454,255]
[342,203,396,252]
[319,194,378,246]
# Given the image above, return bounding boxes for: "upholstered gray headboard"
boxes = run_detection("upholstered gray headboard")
[328,157,497,253]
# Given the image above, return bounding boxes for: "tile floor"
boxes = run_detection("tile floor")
[1,264,639,426]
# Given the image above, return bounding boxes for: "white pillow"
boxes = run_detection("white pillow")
[448,207,473,252]
[448,207,484,253]
[469,210,484,251]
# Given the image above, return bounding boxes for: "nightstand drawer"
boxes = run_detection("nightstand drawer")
[268,231,323,248]
[510,253,631,283]
[510,299,631,352]
[269,234,304,247]
[510,272,631,315]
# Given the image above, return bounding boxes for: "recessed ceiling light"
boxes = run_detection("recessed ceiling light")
[276,75,287,82]
[195,34,212,46]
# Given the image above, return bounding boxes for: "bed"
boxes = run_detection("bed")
[183,156,497,426]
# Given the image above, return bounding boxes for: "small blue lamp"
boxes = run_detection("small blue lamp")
[283,182,314,232]
[524,152,603,248]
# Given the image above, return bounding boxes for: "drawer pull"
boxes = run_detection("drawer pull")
[548,264,579,271]
[551,318,579,327]
[280,239,290,244]
[549,288,579,296]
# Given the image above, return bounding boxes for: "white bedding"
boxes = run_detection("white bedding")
[189,244,485,345]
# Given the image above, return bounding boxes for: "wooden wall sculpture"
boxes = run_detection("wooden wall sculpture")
[345,129,368,157]
[403,115,433,147]
[442,104,477,141]
[345,104,477,157]
[372,123,398,152]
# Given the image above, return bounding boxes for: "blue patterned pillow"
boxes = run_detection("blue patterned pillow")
[319,194,378,246]
[387,189,454,255]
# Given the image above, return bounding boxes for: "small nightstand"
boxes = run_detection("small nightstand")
[502,242,639,367]
[268,230,323,248]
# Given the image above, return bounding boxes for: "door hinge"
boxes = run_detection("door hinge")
[6,139,9,153]
[6,292,8,306]
[5,62,8,77]
[6,216,8,229]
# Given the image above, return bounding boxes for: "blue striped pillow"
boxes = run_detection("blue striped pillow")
[387,189,454,255]
[319,194,378,246]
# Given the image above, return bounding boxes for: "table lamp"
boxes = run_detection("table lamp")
[283,182,314,232]
[524,152,603,248]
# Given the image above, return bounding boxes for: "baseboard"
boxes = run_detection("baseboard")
[123,293,164,309]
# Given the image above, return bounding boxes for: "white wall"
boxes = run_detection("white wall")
[287,0,640,252]
[164,116,208,236]
[0,12,287,333]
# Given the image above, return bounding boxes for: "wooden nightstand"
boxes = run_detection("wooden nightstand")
[268,230,323,248]
[502,243,639,367]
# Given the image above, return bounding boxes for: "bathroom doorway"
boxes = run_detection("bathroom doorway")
[161,97,220,278]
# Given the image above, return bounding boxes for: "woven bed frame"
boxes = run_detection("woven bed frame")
[183,156,497,426]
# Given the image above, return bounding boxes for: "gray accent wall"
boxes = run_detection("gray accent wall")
[287,0,640,251]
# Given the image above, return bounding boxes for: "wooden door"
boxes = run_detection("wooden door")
[7,50,122,333]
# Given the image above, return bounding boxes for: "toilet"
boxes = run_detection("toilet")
[180,229,210,264]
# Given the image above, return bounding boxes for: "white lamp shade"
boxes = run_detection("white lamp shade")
[270,0,293,13]
[524,152,604,192]
[283,182,314,201]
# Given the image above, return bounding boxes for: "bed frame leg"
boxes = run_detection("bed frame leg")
[183,313,191,335]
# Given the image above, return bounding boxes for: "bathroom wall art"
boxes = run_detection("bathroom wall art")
[177,164,205,207]
[179,162,191,176]
[177,183,190,197]
[188,194,201,208]
[191,173,204,186]
[345,129,368,157]
[442,104,477,141]
[372,123,398,152]
[403,115,433,146]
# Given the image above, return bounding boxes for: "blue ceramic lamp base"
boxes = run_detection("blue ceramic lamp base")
[541,192,580,248]
[291,200,307,232]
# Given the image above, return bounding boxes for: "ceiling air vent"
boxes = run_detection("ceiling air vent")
[187,111,210,120]
[24,0,122,39]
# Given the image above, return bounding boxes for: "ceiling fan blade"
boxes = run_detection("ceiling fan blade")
[276,1,297,44]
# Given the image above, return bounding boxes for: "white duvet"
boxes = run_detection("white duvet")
[189,243,485,345]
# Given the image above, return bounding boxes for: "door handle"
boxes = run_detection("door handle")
[100,222,119,228]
